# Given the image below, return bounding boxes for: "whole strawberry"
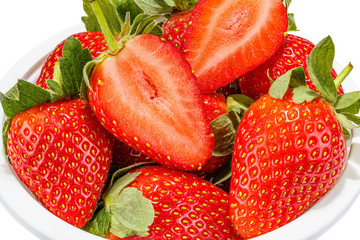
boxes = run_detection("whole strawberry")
[86,166,245,239]
[229,37,357,238]
[7,98,113,228]
[161,9,193,52]
[238,34,344,99]
[1,37,114,228]
[36,32,111,89]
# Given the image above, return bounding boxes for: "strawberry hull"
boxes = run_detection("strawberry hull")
[88,34,214,171]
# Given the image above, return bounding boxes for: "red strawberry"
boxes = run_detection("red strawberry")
[88,34,214,171]
[201,92,227,122]
[104,166,245,239]
[111,92,228,176]
[161,9,193,52]
[238,34,344,100]
[184,0,288,93]
[229,36,357,238]
[7,98,113,228]
[36,32,111,89]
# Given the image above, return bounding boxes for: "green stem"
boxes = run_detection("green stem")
[334,63,353,89]
[90,0,120,54]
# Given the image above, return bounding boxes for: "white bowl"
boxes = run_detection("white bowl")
[1,25,360,240]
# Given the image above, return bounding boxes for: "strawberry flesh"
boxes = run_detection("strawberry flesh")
[184,0,288,93]
[88,34,214,170]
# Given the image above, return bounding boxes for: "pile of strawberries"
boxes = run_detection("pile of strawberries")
[1,0,359,239]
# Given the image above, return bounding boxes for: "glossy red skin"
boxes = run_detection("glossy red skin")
[161,9,193,52]
[7,99,113,228]
[36,32,110,89]
[229,91,347,238]
[238,34,344,100]
[184,0,288,93]
[107,166,245,240]
[88,34,214,171]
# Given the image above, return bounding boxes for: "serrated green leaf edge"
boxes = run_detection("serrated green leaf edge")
[268,66,307,100]
[307,36,337,103]
[0,80,51,118]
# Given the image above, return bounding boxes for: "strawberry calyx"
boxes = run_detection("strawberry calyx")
[83,167,155,238]
[268,36,359,139]
[1,37,93,155]
[83,0,163,88]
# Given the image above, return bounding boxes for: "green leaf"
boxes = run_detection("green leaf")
[116,0,144,23]
[342,113,360,126]
[210,111,241,157]
[212,160,232,186]
[109,187,154,238]
[104,172,140,204]
[307,36,337,103]
[59,38,93,98]
[282,0,292,10]
[2,118,12,156]
[133,0,173,15]
[269,67,306,99]
[335,112,358,129]
[336,100,360,115]
[0,80,51,118]
[287,13,298,31]
[82,0,123,36]
[342,127,351,141]
[226,94,254,114]
[334,91,360,110]
[292,86,320,104]
[83,208,111,237]
[47,80,65,103]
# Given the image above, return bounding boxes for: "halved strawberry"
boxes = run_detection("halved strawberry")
[88,34,214,171]
[161,9,193,52]
[184,0,288,93]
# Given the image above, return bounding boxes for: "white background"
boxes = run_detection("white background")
[0,0,359,239]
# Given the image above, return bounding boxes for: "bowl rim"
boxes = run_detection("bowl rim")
[0,25,360,240]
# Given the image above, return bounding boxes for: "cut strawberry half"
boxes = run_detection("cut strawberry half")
[184,0,288,93]
[88,34,214,170]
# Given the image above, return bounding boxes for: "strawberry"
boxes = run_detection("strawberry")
[238,34,344,100]
[161,9,193,52]
[36,32,111,89]
[87,2,214,171]
[1,36,114,228]
[6,98,113,228]
[201,92,227,122]
[229,37,357,238]
[111,92,228,176]
[184,0,288,93]
[91,166,245,239]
